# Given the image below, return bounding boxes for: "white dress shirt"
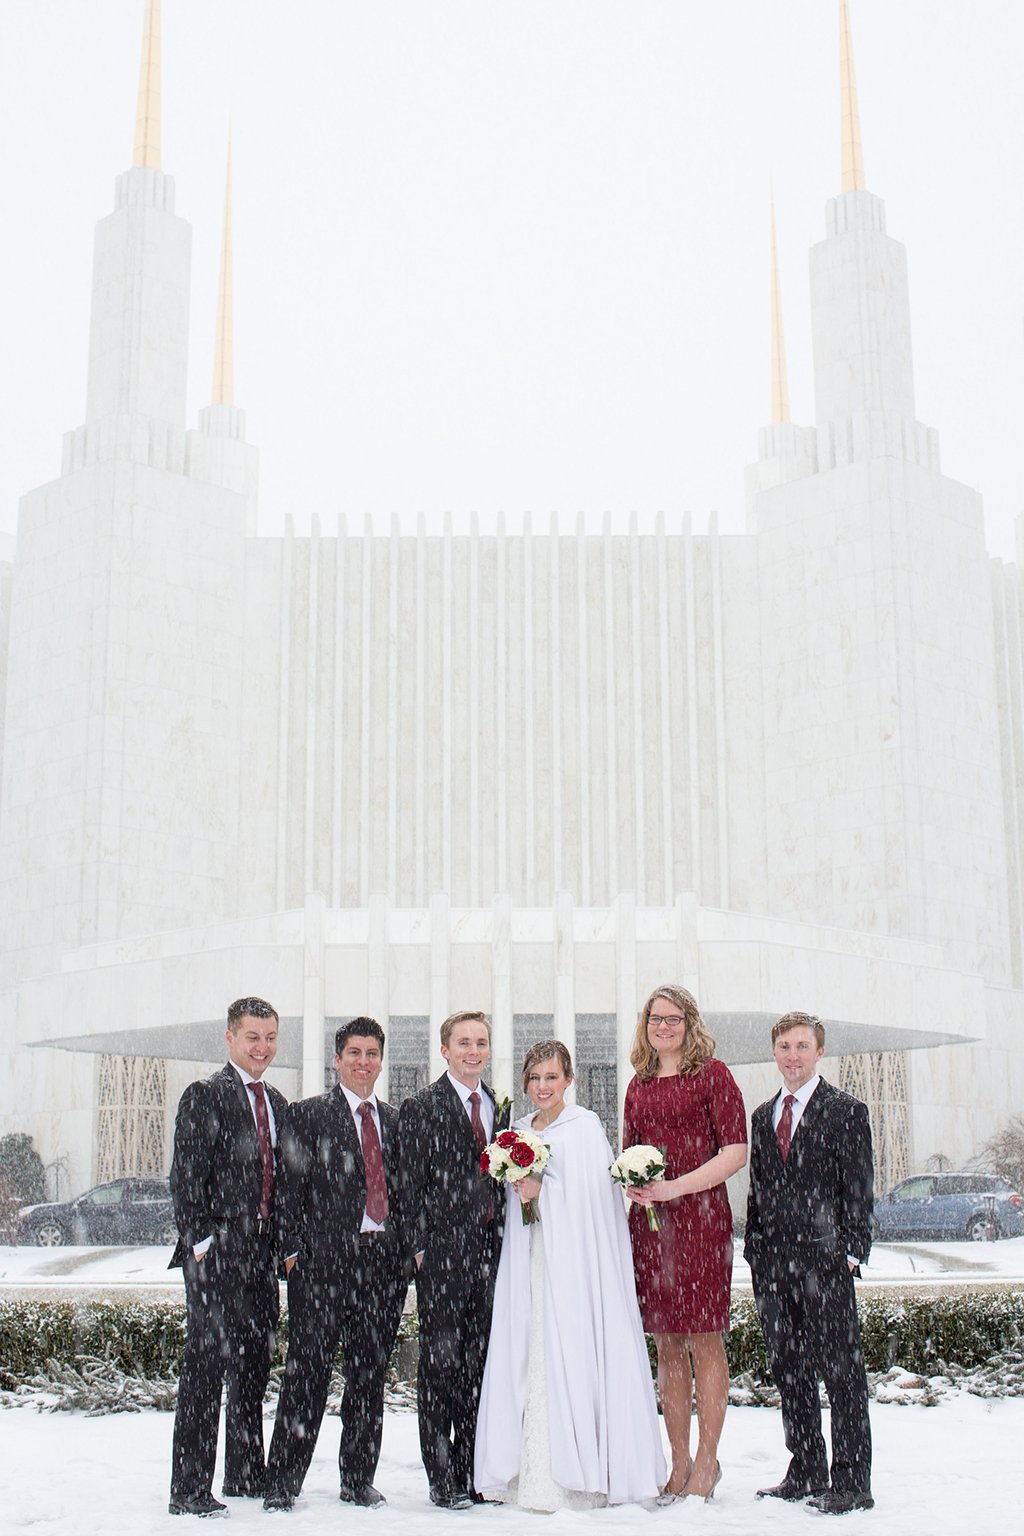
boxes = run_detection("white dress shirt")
[339,1082,387,1233]
[771,1073,820,1134]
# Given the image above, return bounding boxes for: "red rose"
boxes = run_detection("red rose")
[479,1151,490,1174]
[496,1130,518,1149]
[509,1141,535,1168]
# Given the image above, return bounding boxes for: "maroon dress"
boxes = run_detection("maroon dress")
[623,1059,747,1334]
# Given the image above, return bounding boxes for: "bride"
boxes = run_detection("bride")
[474,1040,666,1510]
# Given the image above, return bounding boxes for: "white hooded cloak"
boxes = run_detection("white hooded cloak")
[474,1104,666,1505]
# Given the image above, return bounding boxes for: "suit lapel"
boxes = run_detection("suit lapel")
[481,1080,505,1134]
[377,1102,399,1178]
[437,1074,477,1153]
[791,1077,830,1150]
[330,1086,364,1174]
[222,1065,260,1158]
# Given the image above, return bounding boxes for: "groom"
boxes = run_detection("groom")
[397,1010,509,1509]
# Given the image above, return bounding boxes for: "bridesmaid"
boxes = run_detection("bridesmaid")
[622,985,747,1502]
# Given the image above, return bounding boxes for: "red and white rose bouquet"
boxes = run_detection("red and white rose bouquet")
[480,1128,551,1224]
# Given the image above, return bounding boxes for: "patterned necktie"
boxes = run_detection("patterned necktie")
[776,1093,796,1163]
[249,1081,274,1219]
[468,1091,487,1156]
[358,1102,389,1225]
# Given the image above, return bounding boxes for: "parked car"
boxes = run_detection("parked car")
[873,1172,1024,1242]
[16,1178,177,1247]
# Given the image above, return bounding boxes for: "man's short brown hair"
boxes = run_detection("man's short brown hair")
[227,996,279,1030]
[771,1011,825,1049]
[440,1010,491,1048]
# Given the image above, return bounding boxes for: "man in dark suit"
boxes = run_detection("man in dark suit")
[263,1017,409,1512]
[168,997,287,1518]
[397,1010,510,1510]
[745,1011,874,1515]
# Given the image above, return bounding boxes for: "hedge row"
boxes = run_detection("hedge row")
[1,1288,1021,1385]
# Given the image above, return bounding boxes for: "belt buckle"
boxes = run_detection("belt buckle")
[257,1217,272,1237]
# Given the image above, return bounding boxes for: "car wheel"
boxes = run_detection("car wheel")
[153,1219,179,1247]
[966,1215,993,1242]
[34,1220,68,1247]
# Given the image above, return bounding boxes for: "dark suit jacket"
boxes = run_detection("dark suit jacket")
[168,1063,289,1267]
[744,1077,873,1273]
[397,1075,509,1259]
[276,1086,406,1268]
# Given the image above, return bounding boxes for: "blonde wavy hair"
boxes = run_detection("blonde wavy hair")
[630,984,717,1081]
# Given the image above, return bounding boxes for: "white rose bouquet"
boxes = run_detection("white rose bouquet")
[610,1143,668,1232]
[481,1127,551,1224]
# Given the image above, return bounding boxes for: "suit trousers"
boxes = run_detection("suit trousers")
[752,1255,872,1494]
[414,1219,499,1495]
[170,1228,279,1499]
[266,1236,406,1495]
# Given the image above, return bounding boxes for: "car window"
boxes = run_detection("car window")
[892,1177,933,1201]
[80,1183,124,1205]
[130,1181,170,1203]
[941,1175,995,1195]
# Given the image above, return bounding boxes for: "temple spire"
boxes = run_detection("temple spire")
[770,190,790,424]
[211,134,235,406]
[839,0,865,192]
[132,0,161,170]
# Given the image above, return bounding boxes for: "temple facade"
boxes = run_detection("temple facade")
[1,1,1022,1198]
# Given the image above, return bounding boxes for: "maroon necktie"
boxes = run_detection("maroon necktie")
[358,1102,389,1225]
[468,1091,487,1156]
[249,1081,274,1219]
[776,1093,796,1163]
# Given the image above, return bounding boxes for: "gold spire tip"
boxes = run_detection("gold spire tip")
[132,0,161,170]
[839,0,865,192]
[212,134,235,407]
[770,191,791,425]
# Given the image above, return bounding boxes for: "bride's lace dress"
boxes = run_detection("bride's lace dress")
[497,1222,606,1513]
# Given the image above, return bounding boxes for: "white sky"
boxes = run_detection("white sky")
[1,0,1023,556]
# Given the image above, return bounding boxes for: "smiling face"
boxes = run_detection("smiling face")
[526,1056,572,1117]
[226,1014,278,1080]
[441,1020,491,1088]
[773,1024,825,1093]
[646,995,689,1061]
[335,1035,383,1099]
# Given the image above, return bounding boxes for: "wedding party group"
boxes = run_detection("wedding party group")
[166,987,875,1519]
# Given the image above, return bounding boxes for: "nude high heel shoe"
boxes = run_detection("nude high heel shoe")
[701,1462,722,1502]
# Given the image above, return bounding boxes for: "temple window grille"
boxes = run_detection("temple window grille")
[387,1015,431,1103]
[575,1013,620,1149]
[835,1049,911,1193]
[95,1054,167,1181]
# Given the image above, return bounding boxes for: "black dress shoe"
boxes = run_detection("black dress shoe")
[756,1475,830,1501]
[808,1489,874,1515]
[429,1486,474,1510]
[340,1484,387,1508]
[168,1494,229,1518]
[262,1491,295,1512]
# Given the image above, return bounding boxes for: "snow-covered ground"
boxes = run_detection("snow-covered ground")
[3,1237,1024,1292]
[2,1242,1022,1529]
[1,1395,1021,1534]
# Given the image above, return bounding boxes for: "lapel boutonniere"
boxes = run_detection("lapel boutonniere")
[494,1095,513,1127]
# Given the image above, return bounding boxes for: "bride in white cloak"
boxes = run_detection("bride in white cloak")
[474,1040,666,1510]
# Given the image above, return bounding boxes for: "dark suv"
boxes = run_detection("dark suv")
[17,1178,177,1247]
[873,1172,1024,1242]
